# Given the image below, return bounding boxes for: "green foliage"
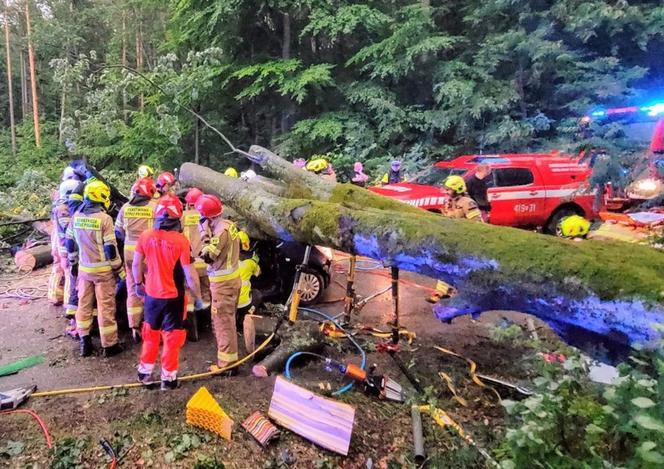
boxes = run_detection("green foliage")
[498,352,664,468]
[50,437,89,469]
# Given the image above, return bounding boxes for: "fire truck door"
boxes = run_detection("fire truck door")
[488,168,544,226]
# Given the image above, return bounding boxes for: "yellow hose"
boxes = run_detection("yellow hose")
[32,333,276,398]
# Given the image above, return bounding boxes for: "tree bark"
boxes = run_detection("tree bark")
[20,49,27,119]
[4,0,16,156]
[25,0,40,147]
[121,9,128,121]
[179,162,664,349]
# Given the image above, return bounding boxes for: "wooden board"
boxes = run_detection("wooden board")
[268,376,355,456]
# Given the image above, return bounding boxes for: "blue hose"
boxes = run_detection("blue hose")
[284,307,367,396]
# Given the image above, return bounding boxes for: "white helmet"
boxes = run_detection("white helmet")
[59,179,80,200]
[240,169,257,181]
[61,166,77,181]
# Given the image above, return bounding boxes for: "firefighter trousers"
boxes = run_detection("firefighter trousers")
[138,294,187,381]
[124,251,143,329]
[76,270,118,348]
[210,277,241,366]
[47,253,65,306]
[187,263,211,312]
[63,266,79,318]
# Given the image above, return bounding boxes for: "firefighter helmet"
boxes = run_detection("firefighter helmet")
[131,177,156,199]
[84,180,111,209]
[156,171,176,191]
[59,179,80,200]
[185,187,204,205]
[443,175,467,195]
[138,164,155,179]
[305,158,329,174]
[224,167,239,178]
[61,166,78,181]
[155,193,183,219]
[238,230,250,251]
[195,194,223,219]
[558,215,590,238]
[391,160,402,170]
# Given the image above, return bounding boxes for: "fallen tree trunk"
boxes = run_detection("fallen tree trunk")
[180,162,664,350]
[250,319,324,377]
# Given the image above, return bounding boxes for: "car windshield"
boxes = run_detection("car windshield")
[413,167,467,186]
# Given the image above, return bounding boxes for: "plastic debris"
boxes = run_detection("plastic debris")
[186,387,234,440]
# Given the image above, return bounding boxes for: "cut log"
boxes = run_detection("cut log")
[15,244,53,271]
[251,320,324,377]
[180,162,664,350]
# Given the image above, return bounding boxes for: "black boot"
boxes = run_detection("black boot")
[79,336,93,357]
[102,343,124,358]
[160,379,178,391]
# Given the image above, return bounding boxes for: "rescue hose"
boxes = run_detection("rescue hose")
[286,307,366,396]
[30,333,276,398]
[0,409,54,449]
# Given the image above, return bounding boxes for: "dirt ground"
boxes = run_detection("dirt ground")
[0,254,564,468]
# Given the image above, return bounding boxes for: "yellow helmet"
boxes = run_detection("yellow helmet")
[305,158,329,174]
[238,230,250,251]
[558,215,590,238]
[444,175,467,195]
[224,167,239,178]
[84,180,111,209]
[138,164,154,178]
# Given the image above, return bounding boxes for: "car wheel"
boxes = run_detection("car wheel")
[545,207,579,236]
[299,271,324,306]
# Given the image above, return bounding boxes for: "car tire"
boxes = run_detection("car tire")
[545,207,580,236]
[298,270,325,306]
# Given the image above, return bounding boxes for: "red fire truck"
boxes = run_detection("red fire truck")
[369,152,600,233]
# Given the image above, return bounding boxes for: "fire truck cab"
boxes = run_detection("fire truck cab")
[369,153,600,233]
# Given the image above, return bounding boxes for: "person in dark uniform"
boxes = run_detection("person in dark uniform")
[465,164,492,222]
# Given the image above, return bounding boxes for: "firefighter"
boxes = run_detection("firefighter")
[224,167,239,178]
[133,194,202,390]
[47,180,79,305]
[115,177,158,342]
[381,160,404,184]
[63,184,85,337]
[195,194,242,369]
[138,164,154,179]
[558,214,590,240]
[66,180,124,357]
[351,162,369,187]
[182,187,211,313]
[306,158,337,182]
[156,171,176,197]
[236,230,261,332]
[427,175,482,304]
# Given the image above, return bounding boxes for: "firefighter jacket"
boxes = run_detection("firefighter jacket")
[66,204,122,274]
[52,201,71,257]
[115,197,158,252]
[199,217,240,283]
[182,208,203,260]
[444,195,482,221]
[238,255,261,308]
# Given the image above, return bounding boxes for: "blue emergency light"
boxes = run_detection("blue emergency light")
[640,103,664,117]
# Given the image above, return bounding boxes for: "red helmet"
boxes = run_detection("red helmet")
[185,187,204,205]
[155,194,183,219]
[156,171,176,190]
[131,177,156,198]
[195,194,223,218]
